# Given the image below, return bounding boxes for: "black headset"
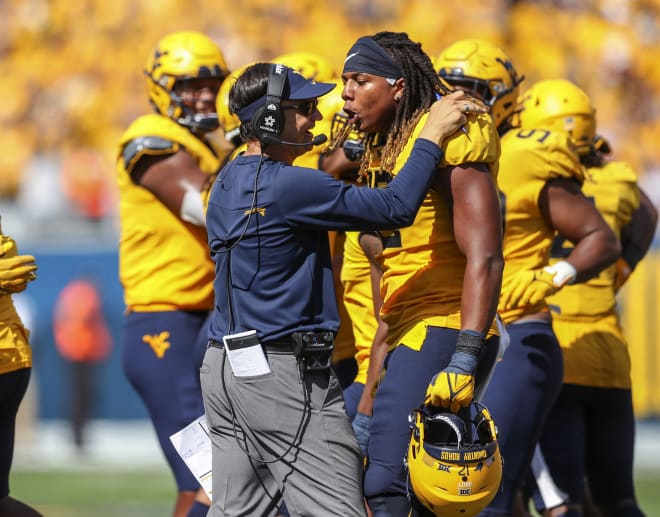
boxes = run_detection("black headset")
[250,63,288,145]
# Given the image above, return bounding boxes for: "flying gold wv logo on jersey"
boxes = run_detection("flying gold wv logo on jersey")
[244,207,266,216]
[142,331,171,359]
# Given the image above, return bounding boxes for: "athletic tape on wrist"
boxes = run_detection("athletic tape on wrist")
[543,260,577,287]
[455,330,485,358]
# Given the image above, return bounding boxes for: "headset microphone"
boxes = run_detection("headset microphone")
[261,134,328,147]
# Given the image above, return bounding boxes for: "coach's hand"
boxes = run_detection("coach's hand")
[420,90,487,147]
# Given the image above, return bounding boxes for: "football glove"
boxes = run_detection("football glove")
[0,255,38,294]
[0,234,37,294]
[425,331,483,413]
[425,371,474,413]
[501,261,577,310]
[351,412,370,457]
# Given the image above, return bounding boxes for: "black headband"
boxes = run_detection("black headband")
[342,36,402,80]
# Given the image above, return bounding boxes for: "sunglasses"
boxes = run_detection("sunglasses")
[282,99,319,116]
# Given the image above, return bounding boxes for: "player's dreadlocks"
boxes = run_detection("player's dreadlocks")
[362,31,452,177]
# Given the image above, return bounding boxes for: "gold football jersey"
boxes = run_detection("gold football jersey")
[329,231,356,364]
[375,112,500,350]
[0,232,32,374]
[117,114,222,312]
[341,231,378,383]
[548,161,640,388]
[497,128,585,324]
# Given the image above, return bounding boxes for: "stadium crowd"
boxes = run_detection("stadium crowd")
[1,0,660,217]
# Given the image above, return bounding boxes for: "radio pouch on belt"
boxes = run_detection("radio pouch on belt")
[292,331,334,373]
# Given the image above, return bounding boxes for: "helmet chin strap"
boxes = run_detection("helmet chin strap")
[170,91,220,132]
[429,413,466,447]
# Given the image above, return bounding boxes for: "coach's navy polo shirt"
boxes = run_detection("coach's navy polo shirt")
[206,139,443,343]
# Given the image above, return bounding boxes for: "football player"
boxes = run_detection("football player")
[529,132,656,517]
[116,30,229,517]
[216,62,255,152]
[0,223,40,517]
[336,31,504,516]
[434,40,621,516]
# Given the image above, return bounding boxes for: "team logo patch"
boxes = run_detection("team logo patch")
[142,331,171,358]
[244,207,266,216]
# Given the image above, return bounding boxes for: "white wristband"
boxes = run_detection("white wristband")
[180,182,206,227]
[543,261,577,288]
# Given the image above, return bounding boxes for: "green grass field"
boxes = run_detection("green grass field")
[10,467,175,517]
[9,467,660,516]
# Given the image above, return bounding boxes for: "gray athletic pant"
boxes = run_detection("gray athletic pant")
[200,345,367,517]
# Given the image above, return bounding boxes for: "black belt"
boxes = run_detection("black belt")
[208,337,296,354]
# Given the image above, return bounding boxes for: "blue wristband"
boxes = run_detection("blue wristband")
[445,351,479,375]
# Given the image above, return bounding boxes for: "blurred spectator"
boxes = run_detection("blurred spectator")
[52,277,112,451]
[0,0,658,209]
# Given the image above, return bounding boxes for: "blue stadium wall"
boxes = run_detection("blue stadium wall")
[16,246,148,420]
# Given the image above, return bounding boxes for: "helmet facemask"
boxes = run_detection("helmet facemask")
[170,76,224,132]
[144,31,229,133]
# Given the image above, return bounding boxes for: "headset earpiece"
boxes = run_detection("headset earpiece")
[251,64,288,145]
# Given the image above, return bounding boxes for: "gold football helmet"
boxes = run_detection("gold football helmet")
[144,30,229,131]
[406,403,502,516]
[271,51,337,83]
[517,79,596,154]
[434,39,523,130]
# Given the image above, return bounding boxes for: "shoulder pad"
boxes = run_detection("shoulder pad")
[502,128,585,184]
[443,113,500,168]
[121,136,180,175]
